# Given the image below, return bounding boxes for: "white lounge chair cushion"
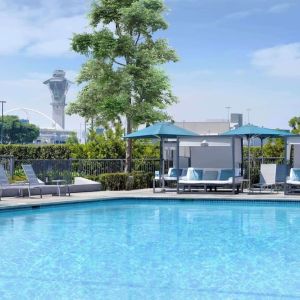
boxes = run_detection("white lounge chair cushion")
[287,179,300,185]
[179,177,243,185]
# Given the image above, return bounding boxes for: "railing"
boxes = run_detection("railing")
[12,158,162,183]
[1,155,287,185]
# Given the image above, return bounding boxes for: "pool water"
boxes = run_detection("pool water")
[1,200,300,299]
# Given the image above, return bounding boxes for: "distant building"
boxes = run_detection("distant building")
[35,70,75,144]
[175,121,230,135]
[176,113,243,135]
[230,113,243,128]
[19,119,29,124]
[35,128,75,144]
[43,70,72,130]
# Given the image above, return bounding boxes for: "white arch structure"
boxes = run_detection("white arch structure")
[4,107,64,130]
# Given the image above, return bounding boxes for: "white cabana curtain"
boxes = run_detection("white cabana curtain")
[171,136,242,172]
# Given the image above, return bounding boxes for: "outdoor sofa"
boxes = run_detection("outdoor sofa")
[178,167,243,193]
[286,168,300,194]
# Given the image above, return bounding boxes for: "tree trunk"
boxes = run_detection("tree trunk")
[125,117,133,173]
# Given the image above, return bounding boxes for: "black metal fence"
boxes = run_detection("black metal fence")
[0,155,287,184]
[10,158,162,183]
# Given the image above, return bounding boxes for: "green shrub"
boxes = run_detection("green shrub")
[99,173,129,191]
[0,145,72,159]
[87,172,153,191]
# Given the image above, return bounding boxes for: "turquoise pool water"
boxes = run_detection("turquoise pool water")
[1,200,300,299]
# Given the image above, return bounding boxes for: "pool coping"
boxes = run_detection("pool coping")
[1,189,300,212]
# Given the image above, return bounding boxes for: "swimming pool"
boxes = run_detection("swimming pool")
[1,199,300,299]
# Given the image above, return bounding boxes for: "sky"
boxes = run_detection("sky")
[0,0,299,133]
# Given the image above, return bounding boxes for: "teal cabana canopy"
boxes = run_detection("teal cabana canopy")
[124,122,199,139]
[222,124,291,138]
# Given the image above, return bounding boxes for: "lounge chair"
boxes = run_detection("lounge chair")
[0,164,29,198]
[250,164,277,193]
[286,168,300,194]
[179,168,243,193]
[22,164,71,198]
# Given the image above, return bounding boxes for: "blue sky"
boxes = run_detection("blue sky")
[0,0,299,132]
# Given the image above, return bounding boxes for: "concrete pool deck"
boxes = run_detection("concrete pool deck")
[1,189,300,210]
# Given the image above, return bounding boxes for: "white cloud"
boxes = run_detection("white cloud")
[222,2,293,21]
[252,43,300,78]
[268,3,293,13]
[224,9,261,20]
[0,0,89,57]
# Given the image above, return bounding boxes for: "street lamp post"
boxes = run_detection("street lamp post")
[0,100,6,144]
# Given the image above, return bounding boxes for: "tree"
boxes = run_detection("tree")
[66,132,79,145]
[2,116,40,144]
[68,0,178,171]
[289,117,300,134]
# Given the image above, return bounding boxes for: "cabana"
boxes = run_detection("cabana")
[124,122,199,192]
[222,124,291,190]
[174,136,243,194]
[284,135,300,194]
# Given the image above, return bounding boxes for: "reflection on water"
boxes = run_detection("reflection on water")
[1,200,300,299]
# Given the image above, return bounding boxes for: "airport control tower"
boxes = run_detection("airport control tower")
[44,70,72,129]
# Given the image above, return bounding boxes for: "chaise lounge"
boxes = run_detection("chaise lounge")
[179,167,243,193]
[286,168,300,194]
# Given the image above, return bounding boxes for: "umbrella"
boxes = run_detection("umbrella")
[222,124,291,189]
[124,122,199,189]
[124,122,199,139]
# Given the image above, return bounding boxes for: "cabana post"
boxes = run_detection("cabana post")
[176,137,180,194]
[232,136,236,194]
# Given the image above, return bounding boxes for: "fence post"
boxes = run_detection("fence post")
[10,156,14,178]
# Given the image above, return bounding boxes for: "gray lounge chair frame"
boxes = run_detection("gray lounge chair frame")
[250,164,277,193]
[0,164,30,199]
[22,164,71,198]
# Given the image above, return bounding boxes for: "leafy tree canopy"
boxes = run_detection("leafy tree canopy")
[289,117,300,134]
[1,115,40,144]
[67,0,178,170]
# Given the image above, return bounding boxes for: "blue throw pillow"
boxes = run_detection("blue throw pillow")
[292,169,300,181]
[191,169,203,180]
[220,169,234,181]
[169,169,182,178]
[203,170,218,180]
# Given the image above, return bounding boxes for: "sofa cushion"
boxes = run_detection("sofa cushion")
[220,169,234,181]
[203,170,218,180]
[190,169,203,180]
[291,169,300,181]
[169,168,182,178]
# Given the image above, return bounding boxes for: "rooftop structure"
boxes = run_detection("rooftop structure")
[175,121,230,135]
[43,70,72,130]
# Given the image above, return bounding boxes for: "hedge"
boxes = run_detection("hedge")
[0,145,72,160]
[87,172,153,191]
